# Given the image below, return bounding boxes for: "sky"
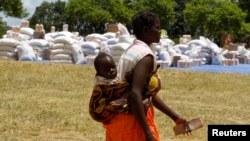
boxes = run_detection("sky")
[1,0,66,26]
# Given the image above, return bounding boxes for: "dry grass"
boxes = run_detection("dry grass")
[0,60,249,141]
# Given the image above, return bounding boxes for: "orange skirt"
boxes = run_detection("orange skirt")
[103,106,160,141]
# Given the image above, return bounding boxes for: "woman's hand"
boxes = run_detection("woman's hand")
[174,117,192,135]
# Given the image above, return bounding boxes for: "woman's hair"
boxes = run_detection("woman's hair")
[132,10,159,38]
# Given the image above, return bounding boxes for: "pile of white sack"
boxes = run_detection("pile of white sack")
[0,38,20,60]
[1,21,250,67]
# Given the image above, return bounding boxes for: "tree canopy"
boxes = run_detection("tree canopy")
[63,0,176,35]
[65,0,116,35]
[184,0,248,41]
[0,0,28,37]
[0,0,28,18]
[28,0,67,32]
[0,17,7,37]
[168,0,191,38]
[238,0,250,23]
[206,1,247,37]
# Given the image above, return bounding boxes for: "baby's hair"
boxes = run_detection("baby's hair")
[94,52,112,71]
[132,10,159,38]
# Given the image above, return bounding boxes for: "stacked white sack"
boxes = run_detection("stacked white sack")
[16,42,37,61]
[49,34,76,64]
[80,41,100,56]
[71,43,87,64]
[110,43,130,65]
[204,37,225,65]
[99,41,111,54]
[237,45,250,58]
[28,39,51,61]
[45,31,58,43]
[156,38,176,67]
[186,38,212,64]
[85,33,108,45]
[103,32,116,39]
[20,27,34,41]
[152,43,172,67]
[0,38,21,60]
[4,26,30,41]
[109,35,132,65]
[117,23,130,36]
[173,44,191,55]
[103,32,118,45]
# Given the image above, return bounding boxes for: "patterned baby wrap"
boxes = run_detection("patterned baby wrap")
[89,73,161,123]
[89,81,130,123]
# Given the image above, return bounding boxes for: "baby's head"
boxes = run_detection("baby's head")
[94,52,117,79]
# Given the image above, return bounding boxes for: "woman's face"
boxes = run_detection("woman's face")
[147,18,161,44]
[98,56,117,79]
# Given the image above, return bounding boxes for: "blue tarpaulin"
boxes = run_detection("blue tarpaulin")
[167,64,250,75]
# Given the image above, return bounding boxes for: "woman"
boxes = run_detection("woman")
[103,10,189,141]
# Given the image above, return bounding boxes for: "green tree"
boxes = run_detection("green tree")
[65,0,138,35]
[206,1,247,39]
[0,0,28,18]
[168,0,191,38]
[238,0,250,22]
[0,17,8,37]
[28,0,67,32]
[124,0,176,33]
[184,0,247,41]
[65,0,111,35]
[97,0,134,24]
[0,0,28,37]
[142,0,176,31]
[65,0,175,36]
[183,0,218,38]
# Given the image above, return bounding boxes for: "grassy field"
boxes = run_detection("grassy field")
[0,60,249,141]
